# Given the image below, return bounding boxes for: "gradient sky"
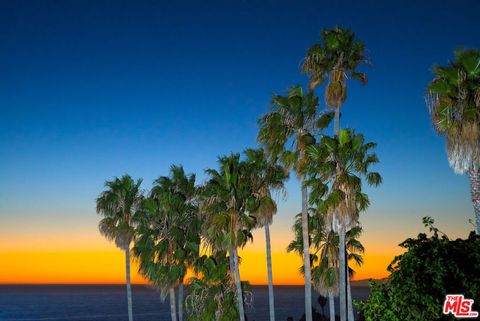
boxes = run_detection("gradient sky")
[1,0,480,285]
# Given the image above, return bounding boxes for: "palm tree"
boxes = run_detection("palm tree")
[426,49,480,234]
[96,175,144,321]
[154,165,199,321]
[345,226,364,321]
[314,231,339,321]
[288,211,365,321]
[305,129,381,321]
[201,154,255,321]
[133,166,200,321]
[302,27,368,135]
[134,197,179,321]
[287,209,337,321]
[302,28,368,321]
[244,148,288,321]
[258,86,332,321]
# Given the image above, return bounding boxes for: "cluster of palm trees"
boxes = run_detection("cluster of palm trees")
[96,150,287,321]
[96,27,383,321]
[258,28,381,321]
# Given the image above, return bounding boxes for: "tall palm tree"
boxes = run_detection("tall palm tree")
[134,197,179,321]
[258,86,331,321]
[303,28,368,321]
[96,175,144,321]
[201,154,255,321]
[244,148,288,321]
[305,129,381,321]
[133,166,200,321]
[426,49,480,234]
[302,27,367,135]
[154,165,199,321]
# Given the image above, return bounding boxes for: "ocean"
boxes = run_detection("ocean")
[0,285,370,321]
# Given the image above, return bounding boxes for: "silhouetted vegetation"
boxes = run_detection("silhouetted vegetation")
[356,217,480,321]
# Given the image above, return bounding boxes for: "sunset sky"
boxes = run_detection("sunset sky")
[1,0,480,285]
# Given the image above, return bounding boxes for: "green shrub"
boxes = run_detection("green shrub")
[356,217,480,321]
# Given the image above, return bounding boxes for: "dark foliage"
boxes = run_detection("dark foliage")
[357,217,480,321]
[318,295,328,316]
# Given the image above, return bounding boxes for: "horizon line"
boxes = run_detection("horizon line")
[0,280,378,286]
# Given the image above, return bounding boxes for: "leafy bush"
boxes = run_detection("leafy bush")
[356,217,480,321]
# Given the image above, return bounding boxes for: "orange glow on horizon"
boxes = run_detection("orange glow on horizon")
[0,249,392,285]
[0,218,403,285]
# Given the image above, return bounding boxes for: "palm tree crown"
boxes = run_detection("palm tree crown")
[302,27,367,103]
[244,148,288,226]
[305,129,382,232]
[133,165,200,298]
[96,175,144,250]
[287,212,364,296]
[201,154,255,252]
[258,86,326,173]
[426,49,480,174]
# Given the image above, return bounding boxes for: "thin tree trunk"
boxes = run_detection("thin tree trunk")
[329,293,335,321]
[230,246,236,282]
[233,248,246,321]
[469,167,480,235]
[178,279,184,321]
[169,287,177,321]
[334,106,344,321]
[125,247,133,321]
[339,229,347,321]
[334,108,340,136]
[301,183,313,321]
[347,269,354,321]
[265,224,275,321]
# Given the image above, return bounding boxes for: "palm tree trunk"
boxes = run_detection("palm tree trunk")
[334,108,340,136]
[469,167,480,235]
[169,287,177,321]
[334,108,345,321]
[125,247,133,321]
[230,246,236,282]
[347,269,354,321]
[301,183,313,321]
[265,224,275,321]
[339,228,347,321]
[233,248,246,321]
[178,279,184,321]
[329,293,335,321]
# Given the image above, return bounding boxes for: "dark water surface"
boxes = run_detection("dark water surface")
[0,285,369,321]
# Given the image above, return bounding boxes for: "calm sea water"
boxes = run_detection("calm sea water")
[0,285,369,321]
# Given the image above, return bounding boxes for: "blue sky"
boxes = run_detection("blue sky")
[1,0,480,256]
